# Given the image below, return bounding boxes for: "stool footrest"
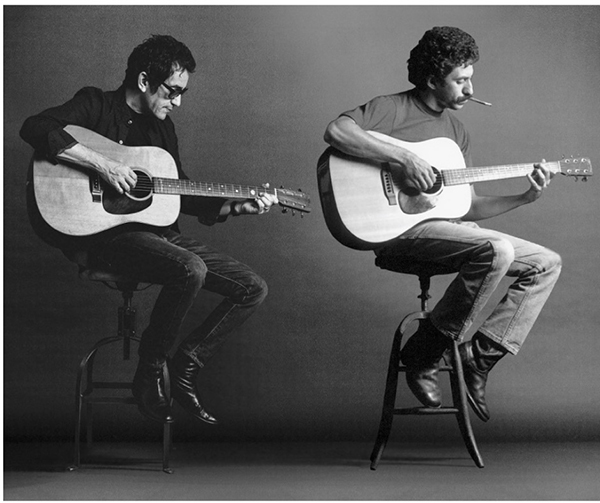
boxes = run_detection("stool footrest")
[83,396,137,405]
[394,407,459,415]
[87,382,132,390]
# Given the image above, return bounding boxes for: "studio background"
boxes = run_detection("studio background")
[4,5,599,445]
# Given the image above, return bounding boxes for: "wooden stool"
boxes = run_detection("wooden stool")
[370,257,484,469]
[68,268,174,474]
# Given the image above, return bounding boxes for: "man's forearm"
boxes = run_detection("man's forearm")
[324,116,414,166]
[464,193,531,221]
[56,143,118,177]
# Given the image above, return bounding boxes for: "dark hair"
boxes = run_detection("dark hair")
[124,34,196,92]
[407,27,479,90]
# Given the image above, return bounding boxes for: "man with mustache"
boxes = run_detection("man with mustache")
[324,26,561,422]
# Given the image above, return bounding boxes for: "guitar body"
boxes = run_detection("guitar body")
[28,125,181,246]
[317,133,472,250]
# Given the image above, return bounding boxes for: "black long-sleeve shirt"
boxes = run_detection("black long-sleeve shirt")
[20,85,227,242]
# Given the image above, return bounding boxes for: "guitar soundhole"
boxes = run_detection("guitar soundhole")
[127,170,152,201]
[423,167,443,195]
[102,169,152,215]
[401,167,443,196]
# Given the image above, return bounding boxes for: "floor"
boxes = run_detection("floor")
[4,440,600,500]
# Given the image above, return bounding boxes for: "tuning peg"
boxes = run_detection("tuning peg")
[582,176,588,182]
[282,208,288,214]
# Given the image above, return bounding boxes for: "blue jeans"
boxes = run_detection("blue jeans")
[376,220,562,354]
[91,229,268,366]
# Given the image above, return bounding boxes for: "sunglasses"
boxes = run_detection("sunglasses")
[161,82,188,100]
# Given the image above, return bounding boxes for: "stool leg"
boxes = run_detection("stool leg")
[69,391,84,471]
[161,364,174,474]
[69,346,94,471]
[370,311,429,470]
[163,422,173,474]
[449,341,484,468]
[370,325,403,470]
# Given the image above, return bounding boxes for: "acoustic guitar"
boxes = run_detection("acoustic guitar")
[28,125,311,246]
[317,131,592,250]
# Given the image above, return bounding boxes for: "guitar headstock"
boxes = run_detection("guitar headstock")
[275,187,311,216]
[557,157,593,181]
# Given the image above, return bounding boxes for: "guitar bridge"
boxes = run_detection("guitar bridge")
[381,166,397,206]
[89,174,102,203]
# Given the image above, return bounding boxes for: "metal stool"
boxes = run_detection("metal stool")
[370,257,484,469]
[68,268,174,474]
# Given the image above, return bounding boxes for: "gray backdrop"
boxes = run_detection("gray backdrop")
[4,5,600,443]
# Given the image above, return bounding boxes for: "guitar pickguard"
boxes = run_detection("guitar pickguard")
[101,169,154,215]
[397,167,444,214]
[398,192,440,214]
[102,191,152,215]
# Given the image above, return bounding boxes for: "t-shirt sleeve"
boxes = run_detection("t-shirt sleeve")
[340,95,397,134]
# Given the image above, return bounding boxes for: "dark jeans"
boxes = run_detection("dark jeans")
[91,229,268,366]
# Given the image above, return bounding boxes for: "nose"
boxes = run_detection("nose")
[172,94,182,107]
[464,79,474,97]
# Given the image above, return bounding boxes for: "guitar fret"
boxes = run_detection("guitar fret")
[442,164,536,186]
[153,177,274,199]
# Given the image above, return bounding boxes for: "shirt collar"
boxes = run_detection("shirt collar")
[410,88,444,117]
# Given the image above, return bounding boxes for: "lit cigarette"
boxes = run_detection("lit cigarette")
[468,97,493,107]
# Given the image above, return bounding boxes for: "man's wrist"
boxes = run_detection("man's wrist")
[230,201,244,216]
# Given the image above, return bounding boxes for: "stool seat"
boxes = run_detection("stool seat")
[78,267,140,291]
[375,255,456,278]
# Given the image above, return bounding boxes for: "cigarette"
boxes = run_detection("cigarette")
[468,97,493,107]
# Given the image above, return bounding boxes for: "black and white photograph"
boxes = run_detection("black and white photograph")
[3,4,600,500]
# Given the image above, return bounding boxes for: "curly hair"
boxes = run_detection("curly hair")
[407,27,479,90]
[123,34,196,92]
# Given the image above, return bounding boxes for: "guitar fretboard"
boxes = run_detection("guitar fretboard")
[442,162,559,186]
[153,178,276,199]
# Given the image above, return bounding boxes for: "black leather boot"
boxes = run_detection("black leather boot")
[459,332,507,422]
[169,351,218,425]
[132,359,172,423]
[400,318,453,408]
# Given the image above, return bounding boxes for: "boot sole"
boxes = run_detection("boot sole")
[464,387,490,422]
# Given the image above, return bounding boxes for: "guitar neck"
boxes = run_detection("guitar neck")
[153,178,276,199]
[442,163,560,185]
[442,162,559,186]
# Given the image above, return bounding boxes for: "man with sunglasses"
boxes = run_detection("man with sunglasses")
[20,35,278,425]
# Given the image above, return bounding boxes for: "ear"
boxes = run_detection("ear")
[426,76,437,90]
[137,72,149,93]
